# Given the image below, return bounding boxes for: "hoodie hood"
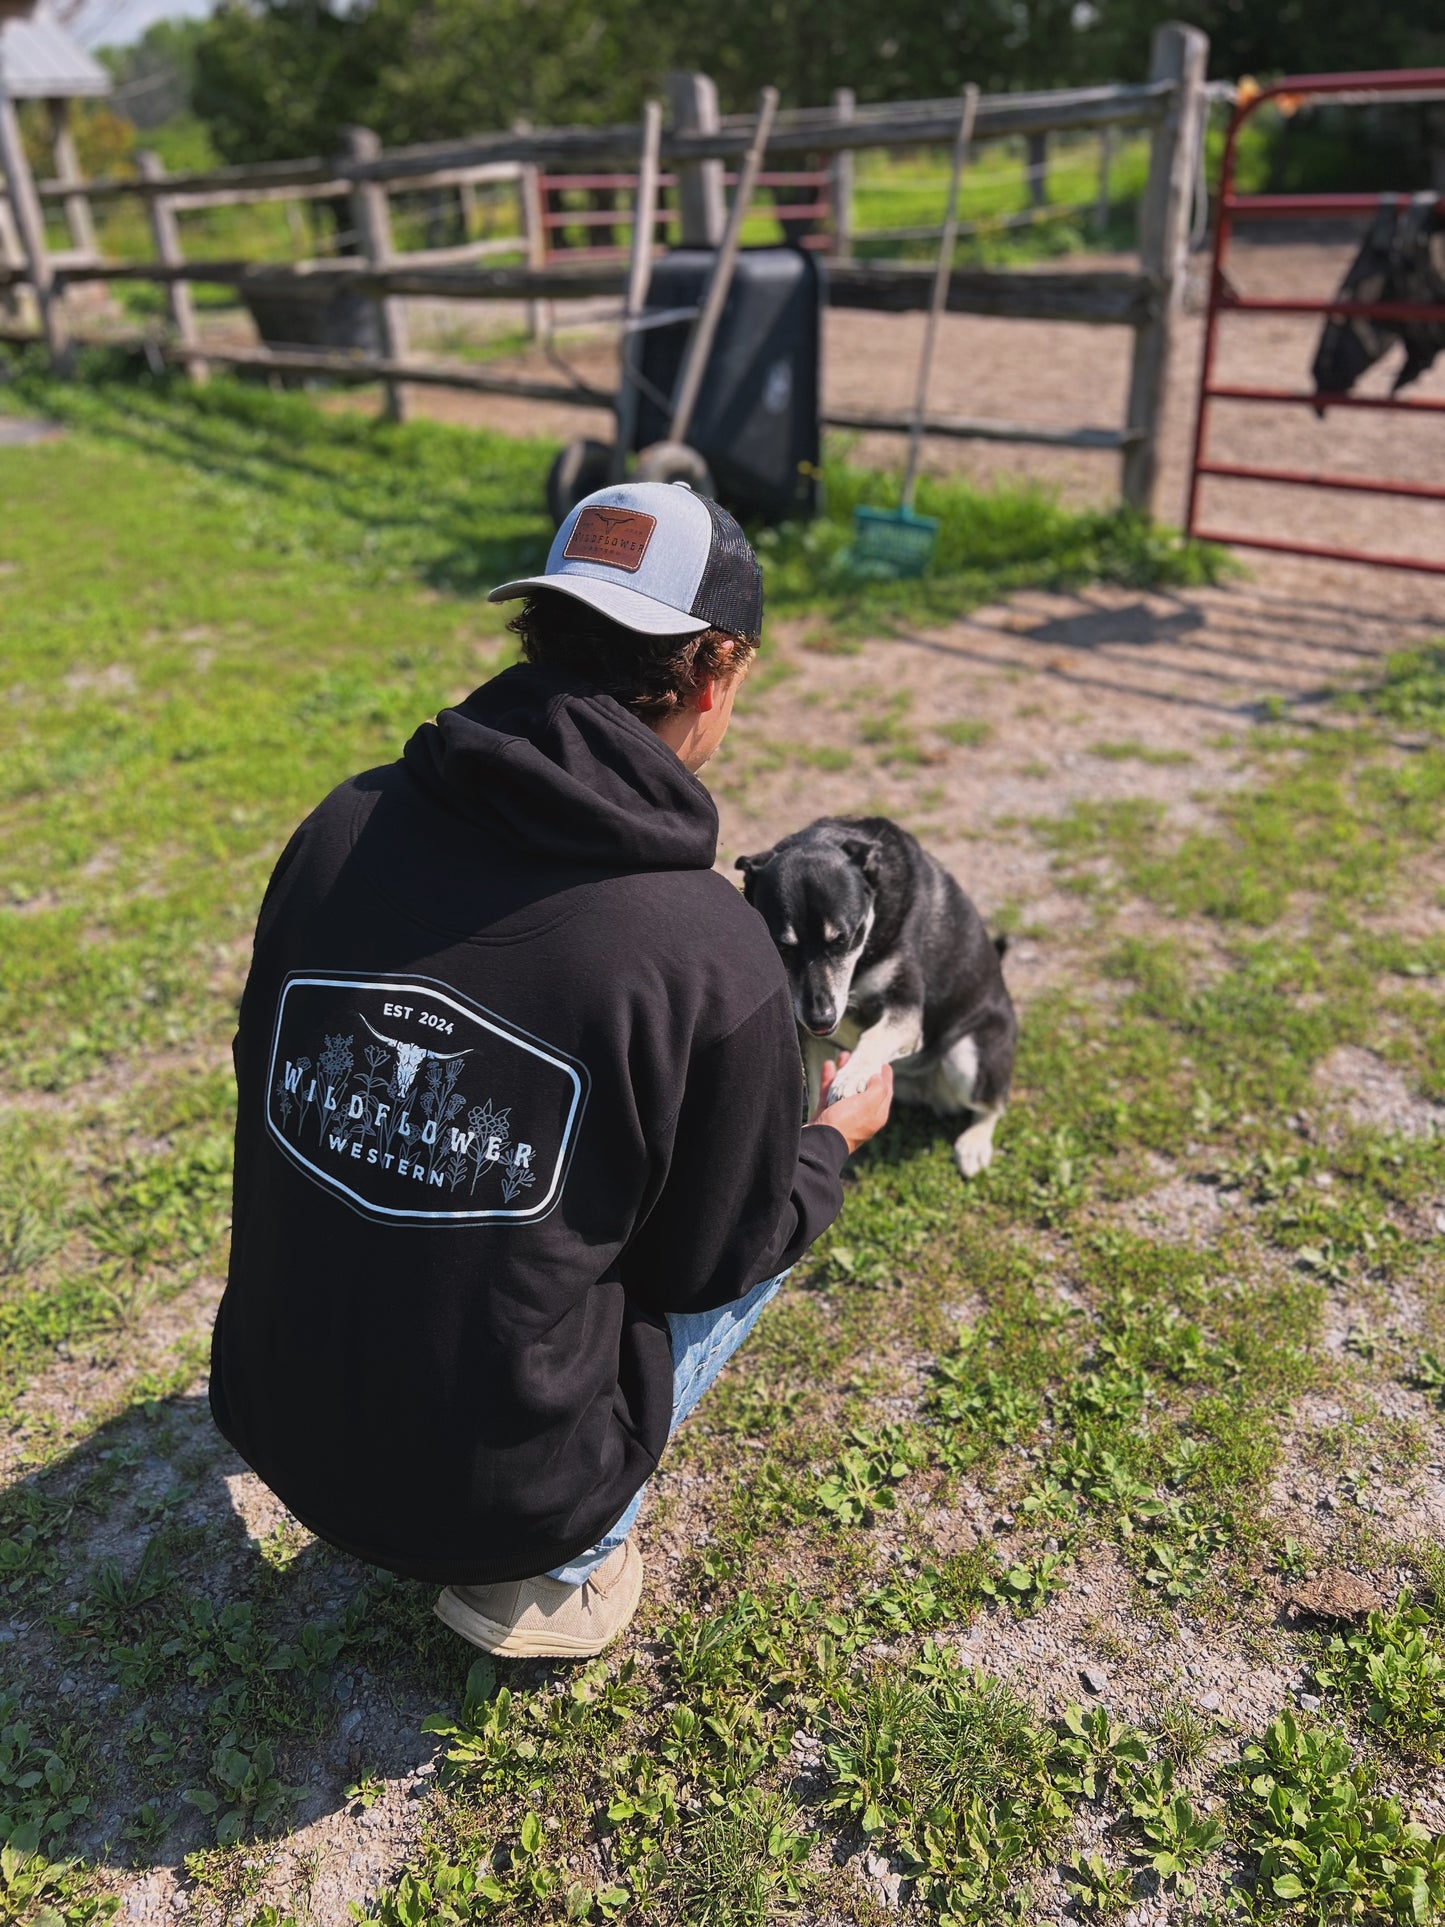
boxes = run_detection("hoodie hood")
[403,662,718,873]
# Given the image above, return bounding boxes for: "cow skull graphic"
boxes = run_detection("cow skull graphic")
[361,1016,473,1098]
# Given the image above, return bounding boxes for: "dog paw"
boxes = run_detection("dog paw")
[826,1063,878,1106]
[953,1126,995,1178]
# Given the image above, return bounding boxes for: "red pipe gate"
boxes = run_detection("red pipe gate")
[1186,68,1445,576]
[536,168,831,263]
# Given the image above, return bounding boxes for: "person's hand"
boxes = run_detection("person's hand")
[809,1050,893,1155]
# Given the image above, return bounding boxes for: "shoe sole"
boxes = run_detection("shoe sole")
[432,1550,644,1659]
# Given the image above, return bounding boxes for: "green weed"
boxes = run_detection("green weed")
[1312,1602,1445,1762]
[1239,1709,1445,1921]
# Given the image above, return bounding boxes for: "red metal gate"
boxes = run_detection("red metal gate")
[537,168,832,263]
[1185,68,1445,576]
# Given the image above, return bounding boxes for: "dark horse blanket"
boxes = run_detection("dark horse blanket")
[1311,193,1445,411]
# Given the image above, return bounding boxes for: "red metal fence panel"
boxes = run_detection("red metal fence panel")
[1185,68,1445,576]
[536,167,833,263]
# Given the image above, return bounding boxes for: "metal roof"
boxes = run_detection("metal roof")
[0,3,112,100]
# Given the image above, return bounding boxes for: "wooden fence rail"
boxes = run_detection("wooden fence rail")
[0,27,1210,515]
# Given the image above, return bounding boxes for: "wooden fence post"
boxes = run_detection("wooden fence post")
[514,116,550,345]
[0,186,23,320]
[1094,125,1114,232]
[47,98,96,257]
[1026,130,1048,208]
[830,86,855,259]
[137,150,205,383]
[666,70,725,247]
[1121,20,1208,516]
[344,125,408,421]
[0,84,68,367]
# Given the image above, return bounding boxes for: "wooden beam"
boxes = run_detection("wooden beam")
[53,254,1150,326]
[828,261,1157,326]
[47,99,96,257]
[0,323,615,402]
[344,125,408,421]
[0,182,23,319]
[824,407,1137,449]
[513,117,549,345]
[27,81,1177,207]
[47,252,1153,329]
[162,340,615,403]
[830,88,855,261]
[52,258,630,299]
[137,150,205,383]
[0,88,67,367]
[1122,22,1209,514]
[666,70,725,246]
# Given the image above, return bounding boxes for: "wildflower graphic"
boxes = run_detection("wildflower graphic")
[418,1056,467,1181]
[316,1033,355,1143]
[501,1143,537,1204]
[275,1017,541,1209]
[464,1100,512,1195]
[267,978,586,1223]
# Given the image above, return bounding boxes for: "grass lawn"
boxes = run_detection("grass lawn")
[2,366,1444,1926]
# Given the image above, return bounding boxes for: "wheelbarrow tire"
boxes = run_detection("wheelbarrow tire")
[546,437,615,528]
[633,440,715,496]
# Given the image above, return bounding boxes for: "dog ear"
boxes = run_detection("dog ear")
[840,836,880,882]
[735,850,769,902]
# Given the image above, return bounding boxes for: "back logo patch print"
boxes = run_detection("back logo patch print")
[265,974,588,1224]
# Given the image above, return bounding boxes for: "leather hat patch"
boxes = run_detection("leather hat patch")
[563,507,657,573]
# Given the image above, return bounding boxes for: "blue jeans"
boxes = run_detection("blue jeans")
[546,1268,788,1586]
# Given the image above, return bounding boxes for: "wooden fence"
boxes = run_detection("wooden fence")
[0,23,1210,513]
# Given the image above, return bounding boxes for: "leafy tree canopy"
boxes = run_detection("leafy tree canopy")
[190,0,1445,164]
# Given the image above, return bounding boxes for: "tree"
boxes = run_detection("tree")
[193,0,374,162]
[187,0,1445,166]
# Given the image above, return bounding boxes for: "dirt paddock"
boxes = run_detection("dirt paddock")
[393,229,1443,1151]
[396,235,1442,633]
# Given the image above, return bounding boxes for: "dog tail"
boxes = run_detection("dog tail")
[993,933,1010,959]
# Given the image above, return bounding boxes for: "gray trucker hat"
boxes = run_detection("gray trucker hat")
[487,481,763,638]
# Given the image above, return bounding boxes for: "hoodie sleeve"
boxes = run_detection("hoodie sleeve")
[619,986,850,1317]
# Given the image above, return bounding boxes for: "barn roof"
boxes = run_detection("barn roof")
[0,1,112,100]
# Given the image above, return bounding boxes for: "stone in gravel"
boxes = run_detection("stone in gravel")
[1198,1691,1221,1712]
[1286,1569,1384,1625]
[361,1808,388,1829]
[1082,1666,1109,1695]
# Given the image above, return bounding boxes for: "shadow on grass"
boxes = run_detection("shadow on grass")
[3,348,1231,635]
[2,1388,496,1882]
[2,349,556,604]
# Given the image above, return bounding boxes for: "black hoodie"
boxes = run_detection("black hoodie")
[210,663,848,1584]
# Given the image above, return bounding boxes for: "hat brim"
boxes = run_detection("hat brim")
[486,572,711,637]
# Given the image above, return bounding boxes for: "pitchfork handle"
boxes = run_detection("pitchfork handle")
[902,85,979,514]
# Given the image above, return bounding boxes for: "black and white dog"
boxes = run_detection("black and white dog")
[737,816,1018,1177]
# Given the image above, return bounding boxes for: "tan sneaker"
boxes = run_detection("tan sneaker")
[433,1540,643,1658]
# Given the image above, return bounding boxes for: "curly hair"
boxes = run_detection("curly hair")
[507,590,758,720]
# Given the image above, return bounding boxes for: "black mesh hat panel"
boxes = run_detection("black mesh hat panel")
[690,494,764,638]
